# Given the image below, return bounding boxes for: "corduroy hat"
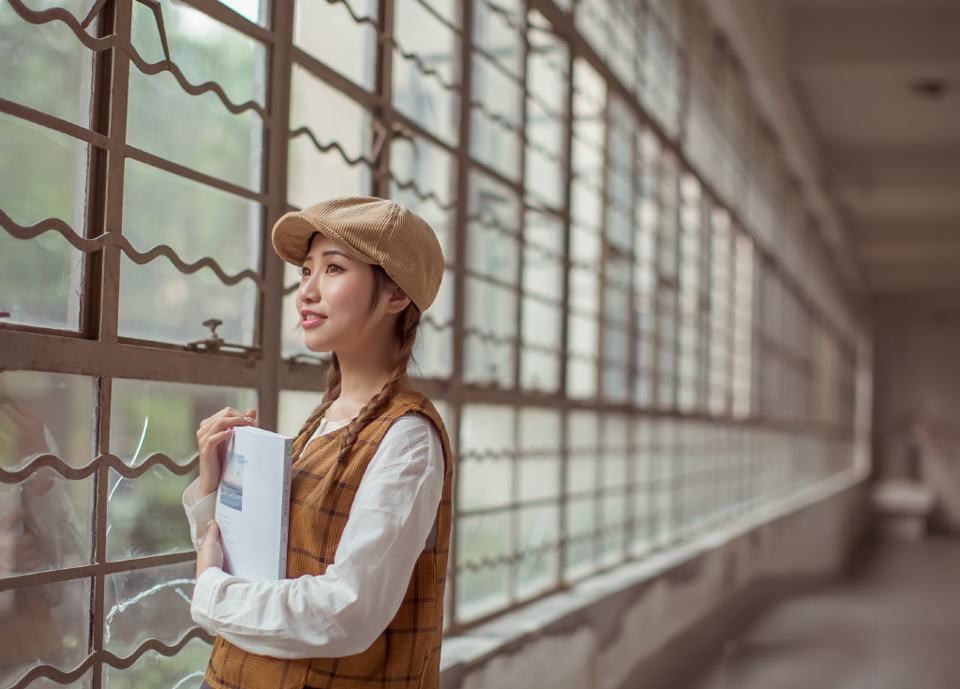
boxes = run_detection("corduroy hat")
[271,197,444,313]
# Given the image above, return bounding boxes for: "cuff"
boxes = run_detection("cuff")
[183,478,218,553]
[190,566,229,632]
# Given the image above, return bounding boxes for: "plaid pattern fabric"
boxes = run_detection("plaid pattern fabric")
[205,392,454,689]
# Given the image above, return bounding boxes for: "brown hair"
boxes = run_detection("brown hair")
[294,263,421,507]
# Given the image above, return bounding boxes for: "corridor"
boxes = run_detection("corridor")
[690,538,960,689]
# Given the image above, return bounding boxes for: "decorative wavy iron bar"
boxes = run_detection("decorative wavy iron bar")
[462,327,517,347]
[469,100,520,133]
[466,212,564,261]
[421,314,455,331]
[289,126,377,168]
[0,451,198,485]
[406,0,460,33]
[326,0,380,29]
[391,39,459,92]
[387,175,456,211]
[8,628,212,689]
[0,211,264,288]
[455,539,556,573]
[518,340,563,356]
[478,0,524,32]
[8,0,267,120]
[459,445,560,462]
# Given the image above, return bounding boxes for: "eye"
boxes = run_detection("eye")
[300,266,311,278]
[326,263,344,274]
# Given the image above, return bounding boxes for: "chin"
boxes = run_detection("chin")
[304,341,335,354]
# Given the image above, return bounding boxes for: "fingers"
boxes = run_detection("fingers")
[197,408,258,455]
[197,519,224,578]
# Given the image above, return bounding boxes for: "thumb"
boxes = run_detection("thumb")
[247,409,257,418]
[205,519,219,537]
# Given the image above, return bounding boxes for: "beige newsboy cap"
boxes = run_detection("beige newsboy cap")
[272,197,445,313]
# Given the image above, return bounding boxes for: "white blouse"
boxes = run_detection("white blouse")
[183,412,444,659]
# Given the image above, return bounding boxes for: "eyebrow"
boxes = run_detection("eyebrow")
[303,249,351,264]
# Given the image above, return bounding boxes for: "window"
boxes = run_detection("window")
[3,0,861,682]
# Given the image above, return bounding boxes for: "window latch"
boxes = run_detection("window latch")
[186,318,224,353]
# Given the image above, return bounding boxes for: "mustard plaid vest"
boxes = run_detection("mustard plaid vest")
[204,391,453,689]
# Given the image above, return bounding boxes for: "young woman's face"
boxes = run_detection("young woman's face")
[296,234,382,353]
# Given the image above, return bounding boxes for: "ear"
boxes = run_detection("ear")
[383,285,412,314]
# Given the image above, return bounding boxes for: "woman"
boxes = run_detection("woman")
[182,197,453,689]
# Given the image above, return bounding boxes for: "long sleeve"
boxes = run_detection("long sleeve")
[188,413,444,659]
[182,478,217,553]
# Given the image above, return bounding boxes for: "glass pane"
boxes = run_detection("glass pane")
[467,173,519,286]
[389,136,455,258]
[567,411,597,494]
[0,0,93,126]
[0,474,92,577]
[277,389,324,440]
[456,511,509,622]
[414,267,454,379]
[392,0,457,144]
[0,578,90,688]
[294,0,377,89]
[517,408,560,502]
[118,159,260,346]
[599,492,624,565]
[524,13,566,209]
[104,636,211,689]
[465,278,516,387]
[563,497,594,581]
[288,66,372,208]
[515,504,558,599]
[0,114,85,330]
[0,371,95,472]
[567,312,598,399]
[110,379,257,466]
[520,297,560,392]
[601,416,628,488]
[128,0,265,190]
[218,0,266,24]
[470,54,521,179]
[474,0,522,76]
[459,405,514,510]
[105,561,197,657]
[106,464,196,560]
[523,212,563,301]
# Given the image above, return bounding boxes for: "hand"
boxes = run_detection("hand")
[196,408,257,497]
[197,520,224,579]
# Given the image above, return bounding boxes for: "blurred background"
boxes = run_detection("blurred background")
[1,0,958,687]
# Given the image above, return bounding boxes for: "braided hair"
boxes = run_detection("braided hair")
[295,264,421,507]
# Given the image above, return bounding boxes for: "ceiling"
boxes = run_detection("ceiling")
[710,0,960,298]
[785,0,960,296]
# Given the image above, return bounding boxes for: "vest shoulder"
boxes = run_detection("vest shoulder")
[385,391,443,421]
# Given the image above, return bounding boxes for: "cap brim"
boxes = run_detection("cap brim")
[271,212,373,267]
[272,212,321,266]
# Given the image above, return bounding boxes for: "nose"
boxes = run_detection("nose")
[297,269,320,305]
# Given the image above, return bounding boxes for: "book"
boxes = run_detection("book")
[215,426,294,581]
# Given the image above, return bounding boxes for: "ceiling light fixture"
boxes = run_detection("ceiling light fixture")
[911,79,950,98]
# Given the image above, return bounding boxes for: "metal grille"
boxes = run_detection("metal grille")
[2,0,861,685]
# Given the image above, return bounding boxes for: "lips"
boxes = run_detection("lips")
[301,311,327,328]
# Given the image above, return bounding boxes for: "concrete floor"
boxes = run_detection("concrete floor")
[689,536,960,689]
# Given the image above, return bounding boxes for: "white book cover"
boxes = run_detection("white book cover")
[215,426,294,581]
